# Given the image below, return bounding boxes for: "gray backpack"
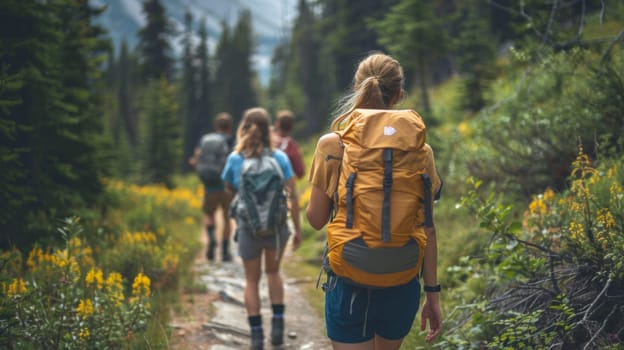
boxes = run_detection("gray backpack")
[232,151,288,240]
[197,133,229,186]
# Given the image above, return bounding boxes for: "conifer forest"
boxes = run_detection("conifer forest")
[1,0,624,348]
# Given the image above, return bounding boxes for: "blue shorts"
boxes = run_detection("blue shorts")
[325,277,421,343]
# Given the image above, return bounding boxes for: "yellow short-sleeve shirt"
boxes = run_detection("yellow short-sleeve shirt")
[308,132,442,201]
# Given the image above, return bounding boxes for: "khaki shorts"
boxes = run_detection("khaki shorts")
[203,190,233,215]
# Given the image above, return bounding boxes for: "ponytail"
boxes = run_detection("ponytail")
[235,107,272,157]
[331,53,404,131]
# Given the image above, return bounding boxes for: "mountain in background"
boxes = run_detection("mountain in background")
[94,0,297,85]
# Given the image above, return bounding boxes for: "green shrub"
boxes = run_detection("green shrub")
[0,218,152,349]
[463,49,624,199]
[441,149,624,348]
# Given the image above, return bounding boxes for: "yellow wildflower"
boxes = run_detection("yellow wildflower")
[54,250,69,268]
[79,328,90,340]
[76,299,94,317]
[105,272,124,306]
[457,121,472,137]
[610,183,622,196]
[570,201,585,213]
[79,246,95,267]
[543,188,555,202]
[597,208,616,229]
[571,180,590,197]
[85,267,104,289]
[569,221,584,240]
[529,197,547,215]
[132,272,151,298]
[162,253,179,270]
[7,278,27,297]
[26,247,43,270]
[1,248,22,275]
[105,272,123,289]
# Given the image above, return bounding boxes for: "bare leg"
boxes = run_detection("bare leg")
[374,335,403,350]
[264,248,286,346]
[220,206,231,240]
[243,256,262,316]
[264,248,285,304]
[331,339,374,350]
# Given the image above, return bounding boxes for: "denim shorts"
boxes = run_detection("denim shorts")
[325,277,421,343]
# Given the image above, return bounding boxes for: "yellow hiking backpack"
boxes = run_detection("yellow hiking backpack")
[325,108,434,288]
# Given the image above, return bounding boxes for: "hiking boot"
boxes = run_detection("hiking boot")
[271,316,284,346]
[206,241,216,261]
[250,327,264,350]
[222,240,232,262]
[222,249,232,262]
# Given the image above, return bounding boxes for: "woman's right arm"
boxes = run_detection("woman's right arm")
[305,132,341,230]
[306,186,332,230]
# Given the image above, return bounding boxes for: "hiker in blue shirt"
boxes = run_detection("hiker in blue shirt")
[221,107,302,350]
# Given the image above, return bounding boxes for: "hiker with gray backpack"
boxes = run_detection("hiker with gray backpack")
[221,107,302,350]
[188,112,235,262]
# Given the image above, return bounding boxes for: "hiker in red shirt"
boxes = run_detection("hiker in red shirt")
[272,110,305,180]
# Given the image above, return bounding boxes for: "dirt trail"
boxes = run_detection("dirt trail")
[169,221,331,350]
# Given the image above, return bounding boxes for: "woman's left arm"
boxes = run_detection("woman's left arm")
[283,178,302,250]
[420,183,443,342]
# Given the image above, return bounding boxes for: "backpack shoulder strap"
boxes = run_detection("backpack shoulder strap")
[381,148,393,242]
[329,132,345,223]
[421,173,433,228]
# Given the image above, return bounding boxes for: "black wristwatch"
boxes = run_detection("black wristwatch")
[423,284,441,293]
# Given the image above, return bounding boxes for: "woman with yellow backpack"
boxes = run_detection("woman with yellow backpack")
[306,52,443,349]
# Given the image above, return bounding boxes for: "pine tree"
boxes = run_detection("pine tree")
[195,18,212,138]
[107,39,139,177]
[214,21,233,116]
[214,10,257,123]
[453,1,496,112]
[180,9,197,172]
[230,9,257,123]
[291,0,324,136]
[373,0,449,116]
[0,0,110,248]
[317,0,397,100]
[137,0,174,81]
[140,78,180,187]
[117,40,139,147]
